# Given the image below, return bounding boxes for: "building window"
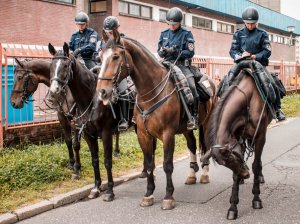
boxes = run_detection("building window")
[192,16,212,30]
[41,0,74,4]
[90,0,107,13]
[217,22,234,34]
[119,1,152,19]
[159,9,167,22]
[268,34,273,42]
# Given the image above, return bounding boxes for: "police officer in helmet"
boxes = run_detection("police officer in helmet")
[69,12,99,69]
[98,16,130,131]
[158,7,199,130]
[229,6,286,121]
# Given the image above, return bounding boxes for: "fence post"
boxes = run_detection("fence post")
[0,43,3,148]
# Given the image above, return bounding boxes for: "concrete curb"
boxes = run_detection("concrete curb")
[0,118,290,223]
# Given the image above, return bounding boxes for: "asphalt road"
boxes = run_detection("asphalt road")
[19,118,300,224]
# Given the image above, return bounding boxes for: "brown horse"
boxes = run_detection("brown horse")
[48,42,139,201]
[96,31,216,209]
[205,60,273,219]
[10,58,121,179]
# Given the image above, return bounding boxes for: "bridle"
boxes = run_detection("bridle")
[50,55,73,90]
[12,66,36,103]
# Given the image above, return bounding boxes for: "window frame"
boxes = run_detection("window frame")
[217,22,234,34]
[90,0,107,14]
[39,0,75,5]
[119,1,152,20]
[192,16,212,30]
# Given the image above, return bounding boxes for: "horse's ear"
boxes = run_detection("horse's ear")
[48,43,56,56]
[102,30,109,43]
[113,29,121,44]
[63,42,69,56]
[15,58,23,68]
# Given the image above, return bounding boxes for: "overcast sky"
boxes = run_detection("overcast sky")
[280,0,300,20]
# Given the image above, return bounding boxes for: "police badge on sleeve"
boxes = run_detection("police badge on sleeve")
[266,43,271,51]
[188,43,194,51]
[90,37,97,43]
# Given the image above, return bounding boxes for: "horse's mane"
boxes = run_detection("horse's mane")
[207,71,247,147]
[103,36,165,69]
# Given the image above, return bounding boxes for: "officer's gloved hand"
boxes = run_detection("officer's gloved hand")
[158,47,167,58]
[165,45,178,54]
[73,48,81,57]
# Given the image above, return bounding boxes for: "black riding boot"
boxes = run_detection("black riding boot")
[274,88,286,121]
[187,98,199,130]
[118,100,129,131]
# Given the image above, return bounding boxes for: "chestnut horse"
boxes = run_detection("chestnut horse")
[205,60,274,219]
[96,31,216,209]
[10,58,121,179]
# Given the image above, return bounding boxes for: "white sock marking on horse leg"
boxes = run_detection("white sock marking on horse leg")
[189,149,197,177]
[202,165,209,176]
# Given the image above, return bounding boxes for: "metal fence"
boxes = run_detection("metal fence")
[1,43,299,147]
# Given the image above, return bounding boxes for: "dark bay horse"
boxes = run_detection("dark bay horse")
[205,60,273,219]
[10,58,124,179]
[48,42,128,201]
[96,31,216,209]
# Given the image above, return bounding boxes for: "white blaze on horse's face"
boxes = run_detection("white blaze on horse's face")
[50,59,61,94]
[98,48,113,105]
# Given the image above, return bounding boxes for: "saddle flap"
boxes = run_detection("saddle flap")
[196,74,213,100]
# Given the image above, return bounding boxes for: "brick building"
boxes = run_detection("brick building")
[1,0,299,62]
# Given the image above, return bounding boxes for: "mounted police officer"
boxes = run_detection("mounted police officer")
[98,16,130,131]
[229,6,286,121]
[69,12,99,70]
[157,7,199,130]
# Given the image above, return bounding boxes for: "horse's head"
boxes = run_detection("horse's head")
[48,42,73,99]
[212,142,250,179]
[96,30,132,105]
[10,58,38,108]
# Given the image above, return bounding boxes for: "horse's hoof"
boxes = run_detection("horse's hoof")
[88,188,100,199]
[259,175,265,184]
[200,175,210,184]
[161,199,175,210]
[185,176,196,185]
[71,173,80,180]
[140,195,154,207]
[114,151,120,159]
[227,210,238,220]
[139,171,147,178]
[67,163,74,170]
[239,179,245,184]
[252,200,263,209]
[103,193,115,202]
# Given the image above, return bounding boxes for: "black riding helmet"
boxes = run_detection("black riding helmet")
[75,12,89,24]
[242,7,259,23]
[103,16,120,32]
[166,7,183,25]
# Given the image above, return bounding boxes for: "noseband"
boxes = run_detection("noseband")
[12,66,36,103]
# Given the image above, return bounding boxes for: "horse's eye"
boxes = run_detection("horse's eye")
[112,55,119,60]
[17,75,23,80]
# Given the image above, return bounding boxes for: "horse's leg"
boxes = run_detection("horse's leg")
[183,131,198,185]
[85,134,102,199]
[161,133,176,210]
[72,125,81,180]
[227,173,242,220]
[252,136,265,209]
[102,130,115,202]
[57,112,75,170]
[199,125,210,184]
[114,132,120,158]
[139,133,156,207]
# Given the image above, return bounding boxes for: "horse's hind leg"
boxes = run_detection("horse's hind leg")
[58,112,75,170]
[183,131,198,185]
[199,125,210,184]
[140,134,156,207]
[227,173,242,220]
[72,126,81,180]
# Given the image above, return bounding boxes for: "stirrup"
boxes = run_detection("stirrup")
[187,117,198,130]
[118,119,129,131]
